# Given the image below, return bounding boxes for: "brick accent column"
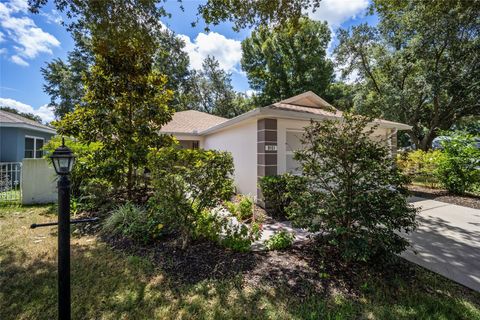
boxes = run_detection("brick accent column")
[390,129,398,158]
[257,118,277,206]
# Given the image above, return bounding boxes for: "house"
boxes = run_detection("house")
[160,91,412,199]
[0,110,56,163]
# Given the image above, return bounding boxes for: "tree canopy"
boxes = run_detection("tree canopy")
[241,17,334,106]
[335,0,480,150]
[186,56,253,118]
[54,1,173,198]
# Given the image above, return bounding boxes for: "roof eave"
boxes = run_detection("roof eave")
[160,131,201,136]
[199,108,263,135]
[196,106,412,135]
[0,122,57,134]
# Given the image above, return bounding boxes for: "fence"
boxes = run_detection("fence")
[21,159,57,205]
[0,162,22,204]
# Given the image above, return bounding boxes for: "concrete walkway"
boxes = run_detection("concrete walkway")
[403,197,480,292]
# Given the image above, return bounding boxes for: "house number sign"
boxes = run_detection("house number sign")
[265,145,277,151]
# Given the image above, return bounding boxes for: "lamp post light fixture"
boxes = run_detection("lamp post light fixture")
[51,138,75,320]
[30,138,98,320]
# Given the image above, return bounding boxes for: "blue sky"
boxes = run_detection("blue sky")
[0,0,375,123]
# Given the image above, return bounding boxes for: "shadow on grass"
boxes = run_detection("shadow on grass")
[1,238,479,320]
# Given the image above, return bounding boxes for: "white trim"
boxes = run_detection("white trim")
[24,136,45,159]
[0,122,56,134]
[199,106,411,136]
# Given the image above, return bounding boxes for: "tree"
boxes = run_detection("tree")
[241,17,334,106]
[0,106,42,123]
[335,0,480,150]
[54,1,173,199]
[287,113,417,262]
[42,24,191,117]
[188,56,252,118]
[198,0,322,31]
[41,40,92,119]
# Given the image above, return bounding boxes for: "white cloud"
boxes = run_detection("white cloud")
[0,98,55,123]
[41,9,63,25]
[0,0,60,64]
[11,54,29,66]
[308,0,369,28]
[179,32,242,72]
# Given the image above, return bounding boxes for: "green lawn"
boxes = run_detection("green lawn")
[1,206,479,320]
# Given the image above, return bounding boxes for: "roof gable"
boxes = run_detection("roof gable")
[277,91,337,111]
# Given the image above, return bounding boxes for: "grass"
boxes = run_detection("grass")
[1,206,480,320]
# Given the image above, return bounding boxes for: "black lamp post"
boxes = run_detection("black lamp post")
[30,138,98,320]
[51,138,75,320]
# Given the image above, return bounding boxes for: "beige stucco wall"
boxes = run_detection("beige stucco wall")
[203,120,258,196]
[21,159,57,205]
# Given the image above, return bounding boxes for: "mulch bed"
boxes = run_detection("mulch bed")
[409,185,480,210]
[103,234,417,298]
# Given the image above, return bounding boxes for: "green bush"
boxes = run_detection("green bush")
[264,230,295,250]
[288,113,418,262]
[193,206,262,252]
[148,147,234,249]
[436,133,480,194]
[224,195,254,221]
[258,174,305,219]
[102,203,163,244]
[396,150,444,188]
[43,136,104,197]
[220,220,262,252]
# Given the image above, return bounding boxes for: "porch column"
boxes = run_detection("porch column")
[390,128,398,158]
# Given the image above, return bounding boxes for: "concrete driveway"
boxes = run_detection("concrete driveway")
[403,197,480,292]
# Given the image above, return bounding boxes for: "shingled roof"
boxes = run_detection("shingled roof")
[160,110,227,134]
[0,110,56,133]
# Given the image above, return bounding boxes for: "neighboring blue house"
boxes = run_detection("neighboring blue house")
[0,110,56,163]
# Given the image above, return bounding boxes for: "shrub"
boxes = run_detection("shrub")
[220,219,262,252]
[288,113,418,262]
[436,132,480,194]
[102,203,163,244]
[43,136,105,195]
[258,174,306,219]
[237,195,254,220]
[396,150,444,188]
[194,206,262,252]
[148,147,234,249]
[264,230,295,250]
[224,195,254,221]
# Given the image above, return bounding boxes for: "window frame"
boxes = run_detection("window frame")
[285,129,304,174]
[24,135,45,159]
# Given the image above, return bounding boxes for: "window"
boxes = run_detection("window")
[286,130,303,174]
[24,136,45,159]
[179,140,200,150]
